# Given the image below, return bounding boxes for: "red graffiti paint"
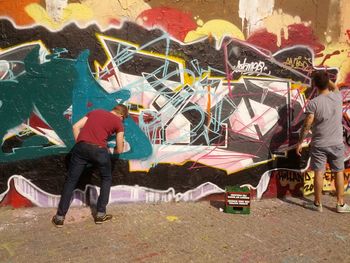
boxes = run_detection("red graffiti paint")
[345,73,350,86]
[109,18,121,26]
[261,171,304,198]
[0,180,33,208]
[29,112,52,130]
[346,73,350,83]
[260,172,278,198]
[247,23,324,54]
[137,7,197,41]
[346,29,350,41]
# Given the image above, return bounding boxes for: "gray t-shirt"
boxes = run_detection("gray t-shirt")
[305,91,343,147]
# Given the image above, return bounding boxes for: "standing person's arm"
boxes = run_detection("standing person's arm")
[296,113,314,156]
[114,132,125,154]
[328,80,339,92]
[72,117,88,141]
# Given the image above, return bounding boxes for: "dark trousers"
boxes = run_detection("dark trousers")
[57,142,112,217]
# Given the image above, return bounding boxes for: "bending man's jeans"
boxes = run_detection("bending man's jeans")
[57,142,112,217]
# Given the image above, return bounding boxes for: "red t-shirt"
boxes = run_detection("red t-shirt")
[77,109,124,148]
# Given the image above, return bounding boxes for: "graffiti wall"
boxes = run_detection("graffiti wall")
[1,0,350,207]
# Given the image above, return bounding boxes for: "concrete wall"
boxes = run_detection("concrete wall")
[1,0,350,207]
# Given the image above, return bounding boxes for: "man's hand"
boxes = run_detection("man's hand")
[296,143,303,156]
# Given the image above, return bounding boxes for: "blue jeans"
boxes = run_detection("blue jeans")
[57,142,112,217]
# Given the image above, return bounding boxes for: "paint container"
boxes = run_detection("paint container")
[224,186,250,214]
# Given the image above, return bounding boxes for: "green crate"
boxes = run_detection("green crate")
[224,186,250,214]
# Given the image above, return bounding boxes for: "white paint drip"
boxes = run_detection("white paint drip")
[239,0,275,36]
[263,9,302,47]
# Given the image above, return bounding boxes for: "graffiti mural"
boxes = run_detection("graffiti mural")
[1,0,350,207]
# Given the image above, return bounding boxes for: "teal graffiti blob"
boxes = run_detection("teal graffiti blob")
[72,49,131,123]
[0,46,151,161]
[118,117,153,160]
[71,50,151,159]
[0,45,76,161]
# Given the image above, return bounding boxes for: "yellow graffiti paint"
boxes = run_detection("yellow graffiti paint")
[315,42,350,84]
[291,83,307,93]
[85,0,150,28]
[303,170,350,196]
[166,216,179,222]
[184,19,245,46]
[25,3,93,30]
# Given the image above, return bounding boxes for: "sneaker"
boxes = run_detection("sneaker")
[336,203,350,213]
[52,215,64,228]
[94,214,113,224]
[303,202,323,212]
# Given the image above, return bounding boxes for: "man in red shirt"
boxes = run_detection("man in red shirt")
[52,104,128,227]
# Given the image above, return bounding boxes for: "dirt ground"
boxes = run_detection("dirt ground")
[0,195,349,263]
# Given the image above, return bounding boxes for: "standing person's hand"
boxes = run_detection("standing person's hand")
[296,143,303,156]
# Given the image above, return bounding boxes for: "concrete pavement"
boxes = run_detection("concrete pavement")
[0,194,349,262]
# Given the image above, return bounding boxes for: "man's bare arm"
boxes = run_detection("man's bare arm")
[296,113,314,156]
[114,132,125,154]
[298,113,314,144]
[328,80,339,92]
[72,117,88,141]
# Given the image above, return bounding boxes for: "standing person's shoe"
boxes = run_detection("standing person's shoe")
[336,203,350,213]
[51,215,64,228]
[303,202,323,212]
[94,214,113,224]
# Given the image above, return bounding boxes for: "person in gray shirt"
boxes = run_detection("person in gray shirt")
[296,71,350,213]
